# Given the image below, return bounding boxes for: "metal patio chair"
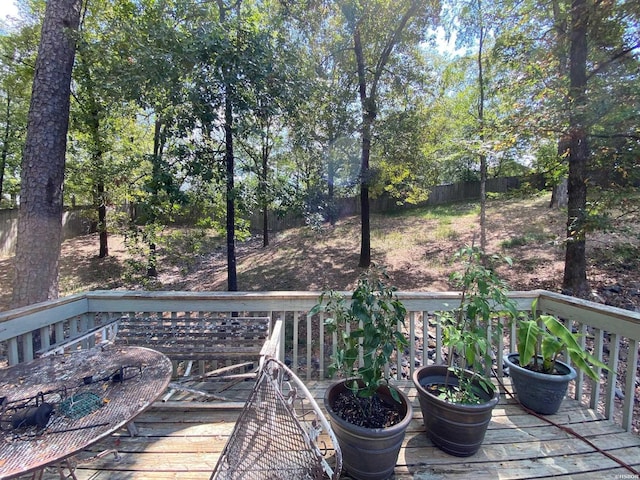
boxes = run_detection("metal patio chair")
[211,357,342,480]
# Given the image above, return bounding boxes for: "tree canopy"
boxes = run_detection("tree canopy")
[1,0,638,303]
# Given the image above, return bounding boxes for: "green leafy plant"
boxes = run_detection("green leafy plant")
[439,246,519,404]
[516,298,609,381]
[311,266,408,408]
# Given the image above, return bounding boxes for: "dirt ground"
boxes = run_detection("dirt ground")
[1,193,639,309]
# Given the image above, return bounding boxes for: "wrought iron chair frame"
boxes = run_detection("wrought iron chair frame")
[211,357,342,480]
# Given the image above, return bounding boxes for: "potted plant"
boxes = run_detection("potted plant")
[504,298,610,415]
[311,266,412,480]
[412,246,518,457]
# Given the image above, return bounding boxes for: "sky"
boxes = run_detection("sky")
[0,1,463,58]
[0,1,18,20]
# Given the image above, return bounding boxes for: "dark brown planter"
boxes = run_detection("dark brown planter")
[412,365,499,457]
[324,379,412,480]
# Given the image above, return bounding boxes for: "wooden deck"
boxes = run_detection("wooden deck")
[20,380,640,480]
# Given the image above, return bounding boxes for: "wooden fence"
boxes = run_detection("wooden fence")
[249,175,541,232]
[0,176,541,255]
[0,207,96,256]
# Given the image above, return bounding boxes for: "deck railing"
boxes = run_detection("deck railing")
[0,289,638,433]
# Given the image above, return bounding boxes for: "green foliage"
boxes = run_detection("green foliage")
[516,299,610,382]
[158,228,215,273]
[122,222,162,285]
[0,17,38,204]
[311,266,408,409]
[439,246,519,404]
[533,141,569,189]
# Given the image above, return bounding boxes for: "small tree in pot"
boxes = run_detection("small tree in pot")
[413,246,519,456]
[311,266,412,480]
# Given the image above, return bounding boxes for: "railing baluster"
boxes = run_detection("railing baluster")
[69,317,79,346]
[575,323,587,402]
[409,312,416,379]
[306,312,312,381]
[421,311,428,367]
[509,319,517,353]
[590,327,604,410]
[486,321,493,378]
[495,316,505,378]
[54,321,64,350]
[40,325,51,352]
[80,313,90,350]
[319,311,325,379]
[435,313,443,365]
[293,311,299,374]
[278,311,286,362]
[7,338,18,365]
[86,313,96,348]
[604,332,620,421]
[22,332,33,362]
[622,337,638,432]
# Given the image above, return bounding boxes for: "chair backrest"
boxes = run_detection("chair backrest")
[211,357,342,480]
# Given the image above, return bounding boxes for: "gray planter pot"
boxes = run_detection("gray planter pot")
[504,353,577,415]
[412,365,499,457]
[324,380,412,480]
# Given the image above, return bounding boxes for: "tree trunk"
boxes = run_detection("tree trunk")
[551,0,570,211]
[225,94,238,291]
[477,16,487,253]
[562,0,590,298]
[327,142,337,225]
[550,177,568,208]
[359,116,372,268]
[11,0,81,308]
[348,3,420,268]
[261,172,269,248]
[550,137,570,209]
[218,0,238,291]
[98,181,108,258]
[146,118,165,278]
[261,128,269,247]
[354,24,371,268]
[89,107,108,259]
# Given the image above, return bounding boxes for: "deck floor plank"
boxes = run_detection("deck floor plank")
[20,380,640,480]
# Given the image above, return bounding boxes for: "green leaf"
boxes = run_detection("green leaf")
[516,320,539,367]
[570,354,600,382]
[389,387,401,404]
[541,315,582,352]
[541,336,562,361]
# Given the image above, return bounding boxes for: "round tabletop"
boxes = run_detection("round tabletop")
[0,345,172,479]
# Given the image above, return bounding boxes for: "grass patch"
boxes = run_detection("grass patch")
[501,232,555,249]
[434,218,459,241]
[389,200,480,222]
